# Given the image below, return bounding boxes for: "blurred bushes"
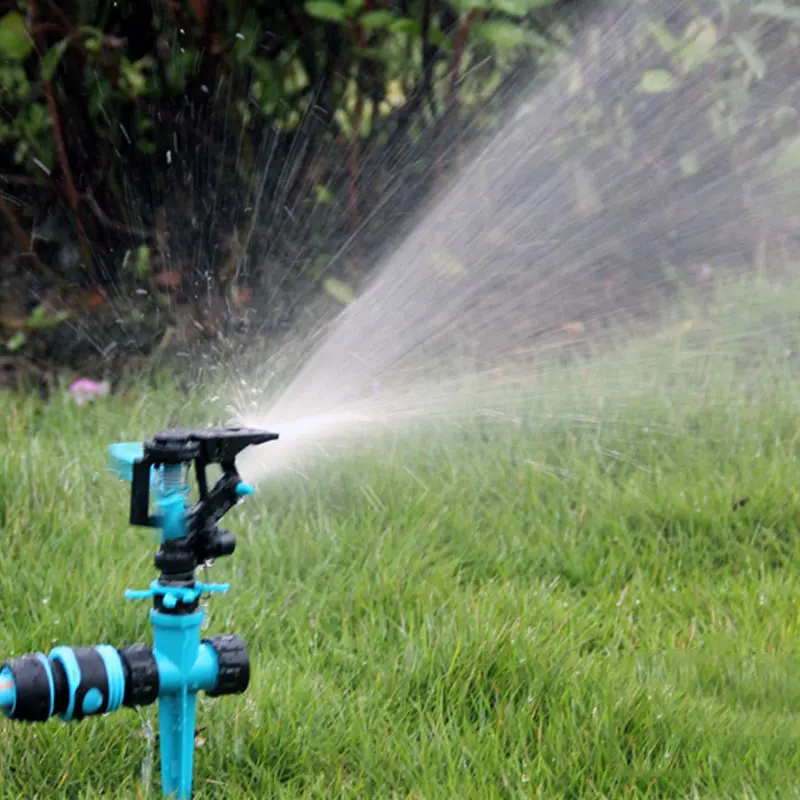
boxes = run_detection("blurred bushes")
[1,0,798,378]
[0,0,567,369]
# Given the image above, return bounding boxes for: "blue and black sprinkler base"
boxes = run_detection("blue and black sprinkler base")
[0,427,278,799]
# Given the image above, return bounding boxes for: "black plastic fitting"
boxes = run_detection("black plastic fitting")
[1,654,60,722]
[118,644,160,707]
[203,634,250,697]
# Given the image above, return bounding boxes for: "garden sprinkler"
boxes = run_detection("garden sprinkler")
[0,426,278,799]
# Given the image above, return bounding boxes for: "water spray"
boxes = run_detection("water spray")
[0,426,278,799]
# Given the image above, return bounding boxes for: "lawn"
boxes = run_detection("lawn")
[2,276,800,798]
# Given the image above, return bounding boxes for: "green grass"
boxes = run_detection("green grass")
[2,276,800,798]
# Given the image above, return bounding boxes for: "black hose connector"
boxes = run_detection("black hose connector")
[2,654,60,722]
[203,634,250,697]
[118,644,160,707]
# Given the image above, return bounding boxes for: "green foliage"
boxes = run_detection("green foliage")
[753,0,800,21]
[305,1,351,23]
[551,0,800,277]
[637,68,677,94]
[323,276,356,305]
[4,305,71,353]
[0,10,32,61]
[0,0,560,304]
[5,331,26,352]
[2,0,796,374]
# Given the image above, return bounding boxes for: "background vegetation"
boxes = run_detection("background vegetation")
[0,0,798,388]
[0,0,567,382]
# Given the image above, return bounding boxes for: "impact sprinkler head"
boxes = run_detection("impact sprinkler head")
[1,426,278,800]
[108,427,279,591]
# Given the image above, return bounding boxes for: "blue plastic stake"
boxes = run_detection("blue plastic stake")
[151,608,214,797]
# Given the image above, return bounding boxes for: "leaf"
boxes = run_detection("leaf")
[78,25,106,45]
[305,1,348,22]
[344,0,364,13]
[448,0,492,12]
[29,305,47,324]
[676,18,718,72]
[679,153,699,177]
[323,277,355,305]
[752,1,800,20]
[120,58,147,96]
[491,0,555,15]
[431,249,466,277]
[0,11,34,62]
[733,34,766,80]
[386,79,406,106]
[358,10,395,29]
[135,244,151,279]
[314,184,334,204]
[36,310,70,329]
[40,39,69,82]
[775,136,800,171]
[649,22,679,53]
[637,69,677,94]
[472,20,531,49]
[6,331,25,352]
[82,33,103,52]
[389,18,422,37]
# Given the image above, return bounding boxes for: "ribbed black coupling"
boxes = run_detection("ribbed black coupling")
[118,644,159,707]
[203,634,250,697]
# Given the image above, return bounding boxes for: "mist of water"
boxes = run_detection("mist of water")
[229,1,800,482]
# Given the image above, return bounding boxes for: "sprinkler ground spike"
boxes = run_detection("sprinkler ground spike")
[0,426,278,799]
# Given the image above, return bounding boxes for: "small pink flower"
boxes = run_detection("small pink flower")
[67,378,110,405]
